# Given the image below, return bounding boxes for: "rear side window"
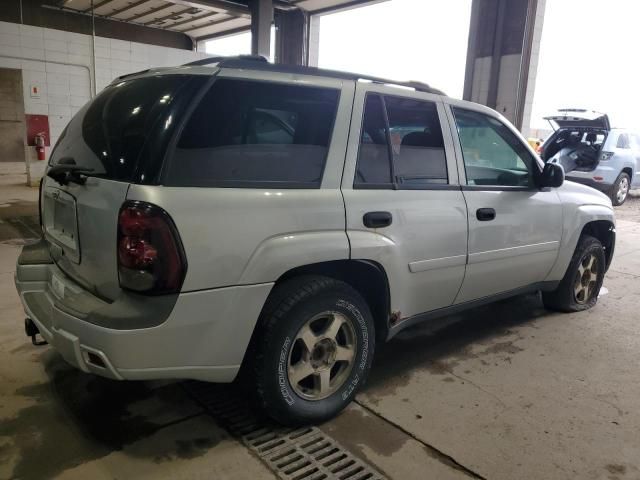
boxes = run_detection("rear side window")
[355,94,392,186]
[166,79,340,188]
[355,93,447,189]
[616,133,630,149]
[51,75,200,182]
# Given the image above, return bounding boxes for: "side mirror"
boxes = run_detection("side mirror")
[539,162,564,188]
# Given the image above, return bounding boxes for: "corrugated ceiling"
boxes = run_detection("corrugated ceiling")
[52,0,380,40]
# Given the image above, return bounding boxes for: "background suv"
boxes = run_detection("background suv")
[541,109,640,205]
[15,57,615,425]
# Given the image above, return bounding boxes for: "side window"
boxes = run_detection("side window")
[354,93,448,188]
[452,107,537,188]
[616,133,630,149]
[167,79,339,188]
[385,96,448,186]
[355,94,392,187]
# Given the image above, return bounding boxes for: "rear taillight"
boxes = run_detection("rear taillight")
[600,151,614,161]
[117,201,186,294]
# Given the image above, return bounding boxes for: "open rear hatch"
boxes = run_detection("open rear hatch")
[541,109,609,173]
[544,109,610,131]
[42,72,206,300]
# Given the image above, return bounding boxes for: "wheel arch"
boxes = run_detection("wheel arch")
[580,220,616,271]
[271,260,392,344]
[545,204,615,282]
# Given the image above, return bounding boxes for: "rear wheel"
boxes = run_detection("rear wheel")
[253,276,375,425]
[542,235,605,312]
[609,172,630,206]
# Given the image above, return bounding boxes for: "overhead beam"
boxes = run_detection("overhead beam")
[82,0,119,13]
[125,2,176,22]
[108,0,155,18]
[144,7,198,26]
[309,0,386,16]
[168,10,223,29]
[178,14,236,32]
[168,0,250,17]
[195,25,249,41]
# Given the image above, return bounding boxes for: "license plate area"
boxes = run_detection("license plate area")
[43,186,80,263]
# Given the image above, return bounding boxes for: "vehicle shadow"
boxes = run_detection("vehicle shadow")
[364,292,550,393]
[2,349,212,480]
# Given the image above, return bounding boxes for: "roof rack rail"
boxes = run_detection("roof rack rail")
[181,55,446,96]
[364,78,445,96]
[183,54,268,67]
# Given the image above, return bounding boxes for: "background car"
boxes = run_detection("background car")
[540,108,640,205]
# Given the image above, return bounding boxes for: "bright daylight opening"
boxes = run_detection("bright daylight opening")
[318,0,472,99]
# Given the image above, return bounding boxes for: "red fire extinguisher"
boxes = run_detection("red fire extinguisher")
[34,132,46,161]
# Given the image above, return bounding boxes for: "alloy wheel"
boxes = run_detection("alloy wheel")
[574,253,599,304]
[617,176,629,204]
[287,311,357,401]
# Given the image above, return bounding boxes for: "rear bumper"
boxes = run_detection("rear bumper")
[15,243,273,383]
[565,175,610,192]
[565,165,621,191]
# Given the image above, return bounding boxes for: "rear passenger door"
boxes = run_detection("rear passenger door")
[342,83,468,320]
[445,101,563,303]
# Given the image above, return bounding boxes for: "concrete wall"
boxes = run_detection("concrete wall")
[0,68,25,163]
[519,0,546,138]
[464,0,544,134]
[0,20,210,185]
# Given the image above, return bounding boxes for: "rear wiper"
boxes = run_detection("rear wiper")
[47,165,95,186]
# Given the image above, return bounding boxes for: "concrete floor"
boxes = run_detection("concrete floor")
[1,162,639,480]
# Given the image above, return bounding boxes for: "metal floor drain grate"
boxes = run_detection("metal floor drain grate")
[183,382,386,480]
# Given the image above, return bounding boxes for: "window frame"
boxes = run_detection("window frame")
[447,104,543,192]
[353,92,454,191]
[161,75,341,189]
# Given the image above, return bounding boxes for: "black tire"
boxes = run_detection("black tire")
[253,275,375,425]
[542,235,605,312]
[609,172,631,206]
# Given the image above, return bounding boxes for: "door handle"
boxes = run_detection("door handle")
[363,211,392,228]
[476,208,496,221]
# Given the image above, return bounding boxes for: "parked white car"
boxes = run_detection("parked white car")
[541,109,640,205]
[15,57,616,425]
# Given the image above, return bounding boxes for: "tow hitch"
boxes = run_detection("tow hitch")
[25,318,47,346]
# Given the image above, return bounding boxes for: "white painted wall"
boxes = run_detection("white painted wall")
[0,20,210,184]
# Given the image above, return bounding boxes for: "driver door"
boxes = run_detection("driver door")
[444,101,563,303]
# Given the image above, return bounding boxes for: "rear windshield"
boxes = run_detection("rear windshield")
[165,78,340,188]
[50,75,203,182]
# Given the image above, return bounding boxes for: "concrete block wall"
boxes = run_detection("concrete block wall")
[0,20,210,185]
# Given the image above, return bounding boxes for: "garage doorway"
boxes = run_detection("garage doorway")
[0,68,26,163]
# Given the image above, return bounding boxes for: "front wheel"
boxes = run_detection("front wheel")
[609,172,630,206]
[253,276,375,425]
[542,235,605,312]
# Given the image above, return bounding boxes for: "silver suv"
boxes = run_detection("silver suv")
[15,57,616,425]
[541,109,640,205]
